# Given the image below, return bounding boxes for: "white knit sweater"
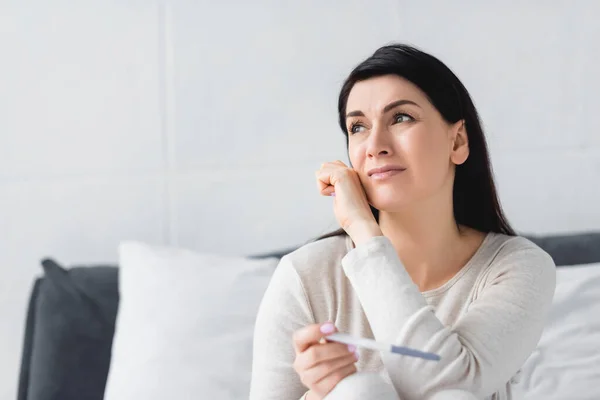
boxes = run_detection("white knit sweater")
[249,233,556,400]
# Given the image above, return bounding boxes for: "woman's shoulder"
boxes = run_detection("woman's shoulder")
[281,233,351,278]
[483,232,556,281]
[488,233,553,260]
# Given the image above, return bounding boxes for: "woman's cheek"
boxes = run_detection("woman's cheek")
[400,131,429,169]
[404,130,446,183]
[348,143,366,169]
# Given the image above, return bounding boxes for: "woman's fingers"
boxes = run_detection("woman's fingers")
[316,164,333,195]
[316,162,350,196]
[302,352,358,384]
[293,322,337,354]
[296,342,355,370]
[313,362,358,396]
[292,322,360,399]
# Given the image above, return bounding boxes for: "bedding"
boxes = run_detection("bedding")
[516,262,600,399]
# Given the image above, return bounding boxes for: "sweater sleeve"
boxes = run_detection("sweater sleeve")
[341,235,556,399]
[249,256,313,400]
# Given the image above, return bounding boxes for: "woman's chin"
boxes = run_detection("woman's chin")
[368,192,411,213]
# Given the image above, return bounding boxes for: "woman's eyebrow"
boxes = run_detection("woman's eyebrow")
[345,99,421,119]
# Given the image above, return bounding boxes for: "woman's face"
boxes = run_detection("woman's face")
[345,74,468,212]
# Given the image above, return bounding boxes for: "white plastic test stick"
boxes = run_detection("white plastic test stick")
[326,333,441,361]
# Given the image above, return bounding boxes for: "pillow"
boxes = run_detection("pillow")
[516,263,600,399]
[103,241,278,400]
[526,232,600,266]
[26,259,119,400]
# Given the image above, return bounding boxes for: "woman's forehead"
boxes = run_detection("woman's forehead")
[346,75,428,112]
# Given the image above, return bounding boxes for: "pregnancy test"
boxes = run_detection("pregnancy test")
[326,333,441,361]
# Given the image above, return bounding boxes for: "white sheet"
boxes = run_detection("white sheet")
[516,263,600,400]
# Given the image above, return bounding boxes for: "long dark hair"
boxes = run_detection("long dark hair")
[316,43,515,241]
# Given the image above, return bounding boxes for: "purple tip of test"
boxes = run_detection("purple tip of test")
[391,345,441,361]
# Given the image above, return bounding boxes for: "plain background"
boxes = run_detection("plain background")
[1,1,599,398]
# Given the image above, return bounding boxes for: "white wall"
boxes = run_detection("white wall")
[1,1,598,398]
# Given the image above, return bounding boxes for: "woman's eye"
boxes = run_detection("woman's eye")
[350,124,366,134]
[394,113,413,124]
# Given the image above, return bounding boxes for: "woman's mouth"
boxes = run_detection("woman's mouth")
[369,169,404,181]
[367,165,406,181]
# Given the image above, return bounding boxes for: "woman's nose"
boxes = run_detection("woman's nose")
[366,126,392,158]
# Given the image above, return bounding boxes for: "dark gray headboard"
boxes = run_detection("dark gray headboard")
[526,231,600,266]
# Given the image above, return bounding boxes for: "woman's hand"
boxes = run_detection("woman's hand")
[316,160,382,245]
[293,322,359,400]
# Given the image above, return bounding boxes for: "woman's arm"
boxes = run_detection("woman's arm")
[341,236,556,399]
[249,257,314,400]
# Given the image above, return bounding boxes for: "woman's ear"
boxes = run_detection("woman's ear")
[450,120,469,165]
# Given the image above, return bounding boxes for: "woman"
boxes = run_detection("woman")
[249,44,555,400]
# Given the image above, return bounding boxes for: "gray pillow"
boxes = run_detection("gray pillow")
[25,259,118,400]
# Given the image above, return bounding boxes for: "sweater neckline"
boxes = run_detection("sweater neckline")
[344,232,495,297]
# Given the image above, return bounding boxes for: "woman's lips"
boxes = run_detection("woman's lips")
[369,169,405,181]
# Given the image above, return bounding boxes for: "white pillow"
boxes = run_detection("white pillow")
[517,263,600,399]
[103,241,278,400]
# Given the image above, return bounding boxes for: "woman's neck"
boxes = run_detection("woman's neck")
[378,196,485,292]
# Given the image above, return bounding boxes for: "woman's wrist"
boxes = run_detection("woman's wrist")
[346,220,383,247]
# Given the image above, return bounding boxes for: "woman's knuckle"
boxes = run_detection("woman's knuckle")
[302,352,313,365]
[334,370,347,382]
[326,356,339,369]
[334,374,347,384]
[336,365,354,381]
[305,347,316,363]
[313,368,325,382]
[340,356,354,368]
[346,365,357,376]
